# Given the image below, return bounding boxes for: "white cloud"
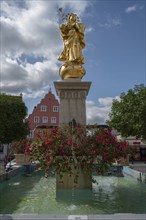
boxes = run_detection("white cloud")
[86,26,94,33]
[125,5,138,13]
[98,15,121,29]
[1,54,59,97]
[98,96,120,106]
[86,96,120,125]
[1,0,90,98]
[58,0,90,16]
[125,4,144,14]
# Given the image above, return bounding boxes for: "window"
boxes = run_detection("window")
[53,106,58,112]
[34,116,39,123]
[51,117,56,124]
[42,116,48,123]
[28,131,34,139]
[41,105,46,112]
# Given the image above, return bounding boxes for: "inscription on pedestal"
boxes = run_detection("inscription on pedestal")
[59,91,87,99]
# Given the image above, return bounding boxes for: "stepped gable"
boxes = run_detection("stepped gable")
[27,90,59,139]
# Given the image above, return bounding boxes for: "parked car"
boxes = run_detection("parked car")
[5,159,16,171]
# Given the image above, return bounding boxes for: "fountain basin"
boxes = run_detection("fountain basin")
[0,171,145,215]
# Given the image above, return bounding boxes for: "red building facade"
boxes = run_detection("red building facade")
[27,90,59,139]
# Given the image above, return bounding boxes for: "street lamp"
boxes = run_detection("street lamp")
[69,118,76,129]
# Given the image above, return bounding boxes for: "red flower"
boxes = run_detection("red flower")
[97,136,102,143]
[46,156,51,162]
[27,125,132,179]
[69,138,72,145]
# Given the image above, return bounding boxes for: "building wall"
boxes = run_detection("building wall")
[0,144,9,161]
[27,90,59,139]
[125,137,146,161]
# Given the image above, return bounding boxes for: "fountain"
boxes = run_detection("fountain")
[0,12,145,220]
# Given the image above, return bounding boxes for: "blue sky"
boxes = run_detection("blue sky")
[1,0,145,124]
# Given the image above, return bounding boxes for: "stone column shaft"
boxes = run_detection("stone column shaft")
[54,80,91,126]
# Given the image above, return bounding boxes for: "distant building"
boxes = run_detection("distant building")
[117,135,146,162]
[125,136,146,162]
[27,90,59,139]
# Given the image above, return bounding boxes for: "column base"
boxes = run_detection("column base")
[56,167,92,190]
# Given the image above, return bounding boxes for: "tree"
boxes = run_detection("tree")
[107,84,146,140]
[0,94,29,144]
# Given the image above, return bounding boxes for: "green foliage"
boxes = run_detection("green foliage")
[0,93,29,144]
[107,84,146,140]
[11,138,32,154]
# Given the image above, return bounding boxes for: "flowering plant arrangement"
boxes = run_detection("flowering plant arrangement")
[27,125,133,181]
[11,138,32,154]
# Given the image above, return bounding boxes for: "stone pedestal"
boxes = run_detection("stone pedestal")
[54,79,92,189]
[54,79,91,126]
[56,167,92,190]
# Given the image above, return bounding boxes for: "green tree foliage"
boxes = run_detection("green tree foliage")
[107,84,146,140]
[0,94,29,144]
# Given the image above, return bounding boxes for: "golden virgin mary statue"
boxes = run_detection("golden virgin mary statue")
[58,13,86,80]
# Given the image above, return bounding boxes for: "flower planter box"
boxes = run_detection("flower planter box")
[15,154,31,165]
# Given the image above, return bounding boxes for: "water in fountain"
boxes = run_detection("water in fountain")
[0,171,145,214]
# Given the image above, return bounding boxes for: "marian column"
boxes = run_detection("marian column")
[54,13,91,127]
[54,13,92,190]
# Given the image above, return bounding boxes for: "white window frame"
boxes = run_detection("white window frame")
[41,105,47,112]
[51,117,57,124]
[28,130,34,139]
[53,106,58,112]
[42,116,48,123]
[34,116,39,123]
